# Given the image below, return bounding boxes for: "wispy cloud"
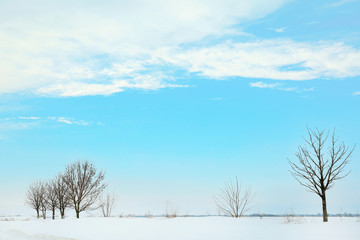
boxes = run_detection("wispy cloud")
[299,87,315,92]
[353,91,360,96]
[250,81,295,92]
[57,117,89,126]
[269,27,287,33]
[0,116,102,129]
[250,82,279,89]
[37,77,187,97]
[38,82,124,97]
[0,1,359,97]
[278,87,297,92]
[18,116,41,120]
[249,81,314,93]
[275,27,287,33]
[0,121,40,131]
[158,40,360,81]
[0,0,289,97]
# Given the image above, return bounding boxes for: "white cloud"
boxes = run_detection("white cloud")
[18,116,42,120]
[37,76,187,97]
[0,121,40,131]
[0,116,99,128]
[276,27,286,33]
[38,82,124,97]
[0,117,16,121]
[273,27,287,33]
[300,87,315,92]
[353,91,360,96]
[249,81,315,93]
[278,87,296,92]
[1,1,359,97]
[250,82,279,88]
[57,117,89,126]
[158,40,360,81]
[0,0,290,96]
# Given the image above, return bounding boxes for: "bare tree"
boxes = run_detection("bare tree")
[63,160,107,218]
[37,181,47,219]
[289,128,355,222]
[46,180,58,220]
[54,174,71,219]
[26,181,43,218]
[215,177,255,218]
[99,192,117,217]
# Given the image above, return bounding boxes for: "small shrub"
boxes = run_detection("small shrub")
[145,211,153,218]
[165,201,177,218]
[0,217,15,221]
[282,210,304,224]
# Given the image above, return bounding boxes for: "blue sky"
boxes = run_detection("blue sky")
[0,0,359,216]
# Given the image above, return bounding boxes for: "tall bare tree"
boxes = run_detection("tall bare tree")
[54,174,71,219]
[46,180,58,220]
[63,160,107,218]
[289,128,355,222]
[38,181,47,219]
[99,192,117,217]
[26,181,43,218]
[215,177,255,218]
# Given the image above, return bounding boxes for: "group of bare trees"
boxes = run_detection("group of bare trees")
[26,128,354,223]
[216,127,355,223]
[26,160,107,219]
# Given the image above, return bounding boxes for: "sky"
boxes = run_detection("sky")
[0,0,359,217]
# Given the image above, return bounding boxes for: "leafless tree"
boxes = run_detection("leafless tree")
[46,180,58,220]
[289,127,355,222]
[63,160,107,218]
[26,181,43,218]
[38,181,47,219]
[26,181,47,219]
[54,174,71,219]
[99,192,117,217]
[215,177,255,218]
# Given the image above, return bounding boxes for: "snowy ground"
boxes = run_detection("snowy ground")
[0,216,359,240]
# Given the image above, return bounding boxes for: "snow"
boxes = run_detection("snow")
[0,216,359,240]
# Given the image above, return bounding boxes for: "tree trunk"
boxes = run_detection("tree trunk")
[52,208,55,220]
[60,209,65,219]
[321,192,328,222]
[76,210,80,218]
[36,209,40,219]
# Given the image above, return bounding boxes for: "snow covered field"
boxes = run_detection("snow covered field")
[0,216,359,240]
